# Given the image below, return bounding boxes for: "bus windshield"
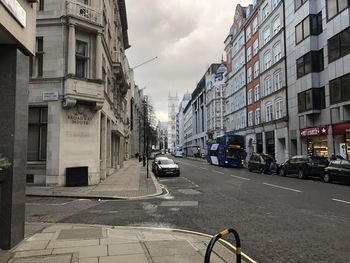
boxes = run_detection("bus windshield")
[226,148,244,159]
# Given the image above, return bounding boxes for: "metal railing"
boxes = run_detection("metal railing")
[66,0,102,25]
[204,228,241,263]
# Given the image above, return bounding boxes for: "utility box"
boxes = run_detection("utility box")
[66,166,88,186]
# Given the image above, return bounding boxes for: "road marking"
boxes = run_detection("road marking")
[332,198,350,204]
[263,183,302,193]
[199,167,208,170]
[212,170,224,174]
[230,174,251,181]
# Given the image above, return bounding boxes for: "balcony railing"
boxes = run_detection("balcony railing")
[113,51,130,87]
[66,0,102,25]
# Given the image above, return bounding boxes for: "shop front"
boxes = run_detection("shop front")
[300,126,328,157]
[332,123,350,160]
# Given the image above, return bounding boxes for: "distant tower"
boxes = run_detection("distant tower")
[168,93,179,152]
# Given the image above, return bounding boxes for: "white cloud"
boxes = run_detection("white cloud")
[126,0,252,121]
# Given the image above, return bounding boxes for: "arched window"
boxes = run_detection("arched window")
[272,16,281,35]
[264,75,272,96]
[274,98,283,119]
[273,42,281,63]
[273,69,282,91]
[263,50,271,70]
[265,102,273,122]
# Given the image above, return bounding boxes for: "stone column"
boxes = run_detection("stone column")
[0,46,29,249]
[100,114,107,180]
[67,24,76,75]
[327,125,334,157]
[95,32,102,80]
[262,131,266,153]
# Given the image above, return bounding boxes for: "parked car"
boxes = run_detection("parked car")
[324,160,350,184]
[153,158,180,177]
[248,153,278,174]
[151,156,169,173]
[279,155,328,179]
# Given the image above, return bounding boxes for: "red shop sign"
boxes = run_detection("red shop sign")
[300,126,328,137]
[332,123,350,135]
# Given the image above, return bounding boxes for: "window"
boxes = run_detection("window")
[247,67,252,83]
[275,99,283,119]
[253,39,259,55]
[248,111,254,126]
[272,0,280,8]
[263,27,270,44]
[327,0,349,20]
[254,85,260,101]
[295,0,308,10]
[296,13,322,44]
[296,49,324,78]
[248,89,253,105]
[330,73,350,104]
[254,61,259,78]
[262,3,269,21]
[247,47,252,61]
[264,50,271,70]
[76,41,88,78]
[274,70,282,91]
[246,26,251,41]
[38,0,44,11]
[253,17,258,33]
[264,76,272,96]
[298,87,326,112]
[255,108,261,125]
[265,103,273,122]
[272,16,281,35]
[328,27,350,63]
[34,37,43,77]
[273,42,281,63]
[28,107,48,161]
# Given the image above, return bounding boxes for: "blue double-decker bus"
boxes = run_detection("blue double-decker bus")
[207,134,245,167]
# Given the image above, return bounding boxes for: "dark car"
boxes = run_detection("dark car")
[248,153,277,174]
[153,158,180,176]
[324,160,350,184]
[279,155,327,179]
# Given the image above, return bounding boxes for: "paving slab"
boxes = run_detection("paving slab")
[14,240,49,252]
[14,249,53,258]
[98,254,149,263]
[57,228,103,240]
[52,245,107,258]
[9,254,73,263]
[144,240,198,256]
[47,239,99,249]
[108,242,144,256]
[151,253,204,263]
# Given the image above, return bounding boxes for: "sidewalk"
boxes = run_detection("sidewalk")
[3,223,245,263]
[26,159,163,200]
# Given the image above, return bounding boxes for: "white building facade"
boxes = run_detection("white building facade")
[27,0,132,186]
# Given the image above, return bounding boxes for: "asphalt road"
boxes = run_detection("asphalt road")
[26,157,350,263]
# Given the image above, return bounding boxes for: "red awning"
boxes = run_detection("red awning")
[332,123,350,135]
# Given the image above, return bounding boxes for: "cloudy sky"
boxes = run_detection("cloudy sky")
[125,0,251,122]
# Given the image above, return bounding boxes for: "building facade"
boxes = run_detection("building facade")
[285,0,350,159]
[183,101,193,156]
[167,93,178,152]
[176,93,192,148]
[206,62,226,140]
[27,0,132,186]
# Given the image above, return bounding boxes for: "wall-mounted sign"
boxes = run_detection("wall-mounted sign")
[0,0,26,27]
[300,126,328,137]
[332,123,350,135]
[67,105,93,125]
[42,91,59,101]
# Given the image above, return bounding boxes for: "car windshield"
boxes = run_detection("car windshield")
[159,159,174,165]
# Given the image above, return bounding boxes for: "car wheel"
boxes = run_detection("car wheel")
[259,167,265,174]
[323,173,331,183]
[248,167,252,172]
[280,168,286,176]
[298,169,306,179]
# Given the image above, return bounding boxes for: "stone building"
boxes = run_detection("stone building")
[183,100,193,156]
[206,62,226,140]
[285,0,350,159]
[167,93,178,152]
[176,93,192,149]
[27,0,132,186]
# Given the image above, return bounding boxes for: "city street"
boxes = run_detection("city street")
[26,157,350,263]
